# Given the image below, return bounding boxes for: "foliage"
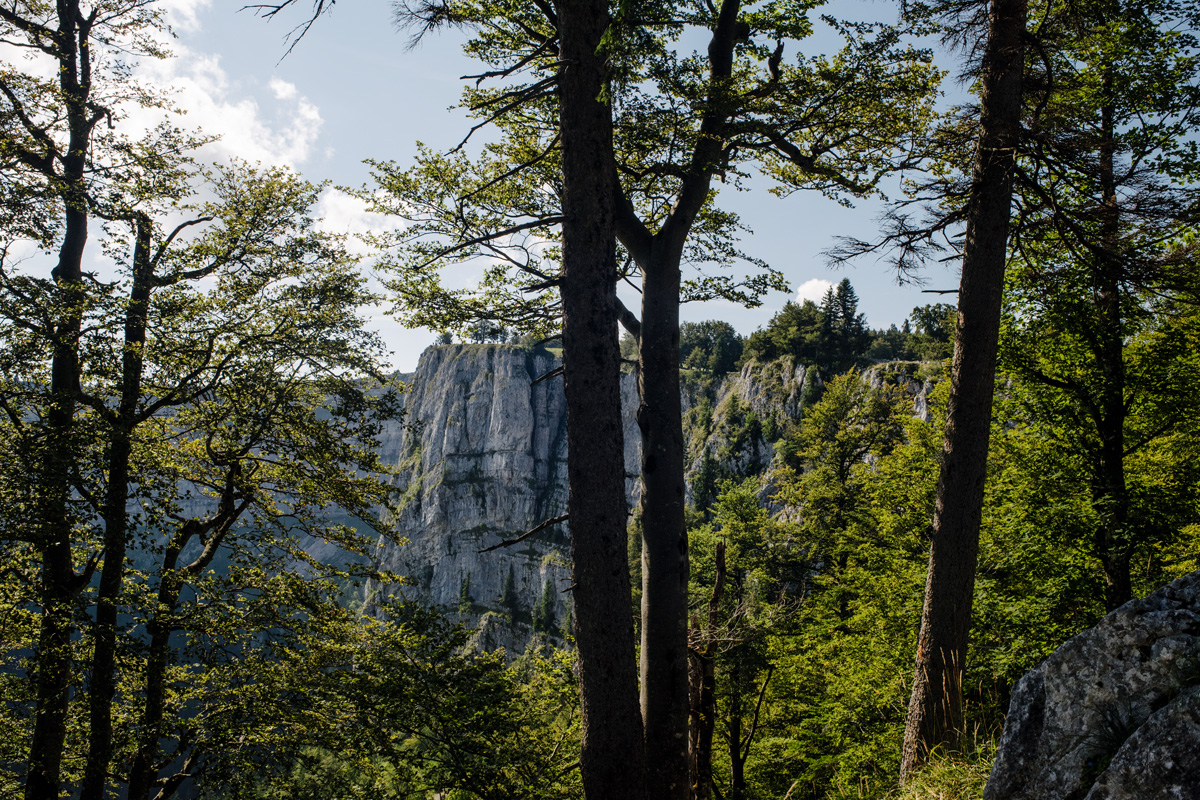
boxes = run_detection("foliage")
[0,159,410,797]
[358,0,940,337]
[741,279,870,371]
[681,320,745,375]
[684,376,922,799]
[204,603,582,800]
[0,4,427,795]
[743,290,957,372]
[994,0,1200,609]
[681,349,1200,798]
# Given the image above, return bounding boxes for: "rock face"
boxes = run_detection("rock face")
[374,345,938,654]
[983,570,1200,800]
[372,344,640,653]
[683,357,819,492]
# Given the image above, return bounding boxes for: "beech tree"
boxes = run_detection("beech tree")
[0,157,405,798]
[0,3,408,795]
[0,1,180,792]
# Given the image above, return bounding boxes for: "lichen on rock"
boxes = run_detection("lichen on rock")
[983,570,1200,800]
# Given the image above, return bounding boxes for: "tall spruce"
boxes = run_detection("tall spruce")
[900,0,1028,780]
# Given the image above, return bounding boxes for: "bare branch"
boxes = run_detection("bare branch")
[478,514,568,553]
[530,365,564,386]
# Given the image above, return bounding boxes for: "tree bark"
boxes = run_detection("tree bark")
[638,244,691,800]
[612,5,742,795]
[688,542,724,800]
[899,0,1026,781]
[1092,87,1132,612]
[81,218,154,800]
[26,4,97,796]
[555,1,648,797]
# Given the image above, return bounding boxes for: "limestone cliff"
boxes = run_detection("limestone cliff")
[373,345,936,654]
[682,358,937,506]
[372,343,639,653]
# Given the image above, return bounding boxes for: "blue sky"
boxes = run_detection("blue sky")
[151,0,961,369]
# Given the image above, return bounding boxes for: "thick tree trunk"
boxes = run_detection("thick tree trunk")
[609,6,740,797]
[555,1,648,798]
[25,530,77,800]
[899,0,1026,781]
[639,246,691,800]
[26,218,86,800]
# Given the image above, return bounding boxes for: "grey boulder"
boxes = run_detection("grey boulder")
[983,570,1200,800]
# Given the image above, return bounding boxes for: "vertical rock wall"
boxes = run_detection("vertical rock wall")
[372,343,639,653]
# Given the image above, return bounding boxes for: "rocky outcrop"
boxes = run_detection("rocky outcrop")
[682,358,937,504]
[372,344,639,653]
[983,570,1200,800]
[683,357,819,490]
[863,360,939,423]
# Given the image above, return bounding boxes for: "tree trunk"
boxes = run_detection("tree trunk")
[688,542,724,800]
[555,1,648,797]
[125,572,181,800]
[727,657,746,800]
[1092,88,1132,612]
[639,245,691,800]
[26,7,95,795]
[899,0,1026,781]
[609,6,742,797]
[81,219,154,800]
[26,216,86,800]
[127,533,190,800]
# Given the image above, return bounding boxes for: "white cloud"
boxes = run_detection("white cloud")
[315,189,406,255]
[3,1,323,169]
[316,189,401,234]
[269,77,298,100]
[126,46,324,168]
[159,0,212,34]
[795,278,834,305]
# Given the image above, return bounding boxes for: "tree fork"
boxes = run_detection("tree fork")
[899,0,1027,781]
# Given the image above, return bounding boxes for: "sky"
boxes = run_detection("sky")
[21,0,964,371]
